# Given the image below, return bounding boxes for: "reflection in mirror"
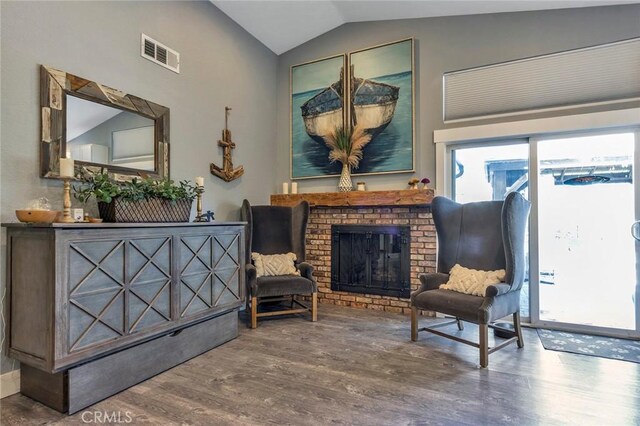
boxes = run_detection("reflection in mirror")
[66,96,155,171]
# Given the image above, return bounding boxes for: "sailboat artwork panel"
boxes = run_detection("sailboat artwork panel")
[291,55,346,179]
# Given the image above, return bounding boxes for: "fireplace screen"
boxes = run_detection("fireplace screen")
[331,225,410,298]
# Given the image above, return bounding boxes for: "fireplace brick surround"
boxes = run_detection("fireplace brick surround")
[271,190,437,314]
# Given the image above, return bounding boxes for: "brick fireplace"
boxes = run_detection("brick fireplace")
[271,190,436,314]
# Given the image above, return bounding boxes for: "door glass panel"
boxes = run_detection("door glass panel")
[370,233,402,290]
[453,144,530,317]
[537,132,635,330]
[454,144,529,202]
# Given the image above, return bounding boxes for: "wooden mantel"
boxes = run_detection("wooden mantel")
[270,189,434,208]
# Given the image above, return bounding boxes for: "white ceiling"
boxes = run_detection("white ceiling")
[211,0,639,55]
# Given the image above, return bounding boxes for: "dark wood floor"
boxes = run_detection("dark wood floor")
[2,304,639,425]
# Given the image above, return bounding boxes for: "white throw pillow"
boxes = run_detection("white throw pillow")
[439,264,506,297]
[251,252,300,277]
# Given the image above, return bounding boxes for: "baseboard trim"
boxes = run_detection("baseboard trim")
[1,370,20,399]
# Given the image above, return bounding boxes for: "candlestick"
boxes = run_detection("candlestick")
[291,182,298,194]
[193,182,205,222]
[196,191,203,219]
[60,157,74,178]
[282,182,289,194]
[61,178,75,223]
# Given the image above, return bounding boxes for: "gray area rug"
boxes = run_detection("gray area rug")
[537,329,640,363]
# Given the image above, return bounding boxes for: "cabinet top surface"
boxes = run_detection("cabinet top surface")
[2,221,246,229]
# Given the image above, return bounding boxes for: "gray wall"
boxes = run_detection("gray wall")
[276,5,640,193]
[0,1,277,374]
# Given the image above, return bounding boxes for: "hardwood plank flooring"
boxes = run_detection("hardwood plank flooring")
[1,304,639,425]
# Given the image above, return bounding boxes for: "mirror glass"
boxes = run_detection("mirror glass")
[66,95,155,171]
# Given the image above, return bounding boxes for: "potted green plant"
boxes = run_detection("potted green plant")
[74,170,201,223]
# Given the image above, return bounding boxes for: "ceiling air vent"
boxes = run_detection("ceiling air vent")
[141,34,180,74]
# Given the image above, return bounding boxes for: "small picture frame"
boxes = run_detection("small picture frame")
[72,208,84,222]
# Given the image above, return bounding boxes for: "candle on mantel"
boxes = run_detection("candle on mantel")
[60,158,74,178]
[291,182,298,194]
[282,182,289,194]
[195,176,204,187]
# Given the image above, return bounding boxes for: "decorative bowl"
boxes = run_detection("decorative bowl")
[15,210,59,223]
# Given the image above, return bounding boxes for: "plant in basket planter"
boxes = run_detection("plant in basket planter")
[74,170,201,223]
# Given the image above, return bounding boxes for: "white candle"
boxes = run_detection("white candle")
[195,176,204,187]
[291,182,298,194]
[60,158,74,178]
[282,182,289,194]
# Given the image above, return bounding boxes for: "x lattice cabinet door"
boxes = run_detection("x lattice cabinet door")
[66,236,177,356]
[178,230,242,320]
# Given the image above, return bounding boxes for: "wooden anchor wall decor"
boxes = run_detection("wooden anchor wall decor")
[210,106,244,182]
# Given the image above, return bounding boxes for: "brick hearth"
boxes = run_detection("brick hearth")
[271,190,438,314]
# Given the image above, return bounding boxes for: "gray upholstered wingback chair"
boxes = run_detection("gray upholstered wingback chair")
[411,192,530,367]
[241,200,317,328]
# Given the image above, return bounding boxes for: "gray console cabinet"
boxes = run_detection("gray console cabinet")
[3,222,246,413]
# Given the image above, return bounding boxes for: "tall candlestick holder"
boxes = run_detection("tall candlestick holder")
[196,190,203,218]
[61,178,76,223]
[194,185,209,222]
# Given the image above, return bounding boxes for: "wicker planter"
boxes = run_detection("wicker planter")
[98,198,193,223]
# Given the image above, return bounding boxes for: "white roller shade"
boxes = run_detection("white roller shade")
[443,38,640,122]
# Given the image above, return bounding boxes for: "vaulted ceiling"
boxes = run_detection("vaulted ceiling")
[211,1,639,54]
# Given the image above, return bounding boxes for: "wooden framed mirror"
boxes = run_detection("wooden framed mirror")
[40,65,169,179]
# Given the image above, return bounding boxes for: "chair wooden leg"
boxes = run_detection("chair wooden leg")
[456,318,464,331]
[411,307,418,341]
[251,296,258,329]
[479,323,489,368]
[513,311,524,348]
[311,292,317,322]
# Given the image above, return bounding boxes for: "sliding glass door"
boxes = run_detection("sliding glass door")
[531,131,638,337]
[450,130,639,337]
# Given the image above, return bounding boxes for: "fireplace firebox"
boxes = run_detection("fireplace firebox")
[331,224,410,298]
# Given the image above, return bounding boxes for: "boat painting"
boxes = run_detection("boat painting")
[350,77,400,141]
[300,79,344,145]
[301,77,400,144]
[291,39,413,179]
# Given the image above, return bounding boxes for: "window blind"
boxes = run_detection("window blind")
[443,38,640,122]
